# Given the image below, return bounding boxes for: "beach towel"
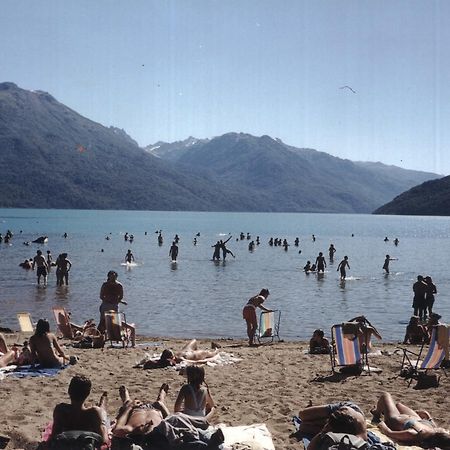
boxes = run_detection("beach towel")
[219,423,275,450]
[0,364,65,378]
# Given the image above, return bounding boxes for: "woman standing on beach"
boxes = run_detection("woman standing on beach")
[242,288,271,346]
[98,271,126,332]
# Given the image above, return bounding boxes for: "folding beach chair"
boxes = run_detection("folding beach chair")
[104,311,134,348]
[256,310,281,344]
[330,323,369,374]
[17,312,34,334]
[400,325,449,385]
[52,306,75,339]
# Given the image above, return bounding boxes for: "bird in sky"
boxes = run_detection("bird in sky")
[340,86,356,94]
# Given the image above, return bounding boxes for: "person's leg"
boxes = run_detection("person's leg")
[373,392,401,425]
[152,383,170,418]
[0,350,17,367]
[246,320,254,345]
[395,403,421,418]
[64,273,69,285]
[181,339,198,352]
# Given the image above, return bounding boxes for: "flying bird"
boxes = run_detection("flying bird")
[340,86,356,94]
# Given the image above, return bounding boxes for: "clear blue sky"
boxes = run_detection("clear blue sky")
[1,0,450,174]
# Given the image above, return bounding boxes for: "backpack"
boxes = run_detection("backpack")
[318,432,368,450]
[50,431,103,450]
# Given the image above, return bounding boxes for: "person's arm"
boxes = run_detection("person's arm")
[204,385,215,420]
[28,337,38,364]
[100,283,106,301]
[112,404,135,437]
[117,284,124,303]
[378,421,417,443]
[174,385,186,413]
[224,235,232,244]
[50,404,65,439]
[67,260,72,271]
[32,258,36,270]
[258,304,272,313]
[52,334,67,360]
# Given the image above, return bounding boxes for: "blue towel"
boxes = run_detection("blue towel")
[7,364,66,378]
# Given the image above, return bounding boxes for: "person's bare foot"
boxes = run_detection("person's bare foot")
[119,385,130,403]
[99,391,108,408]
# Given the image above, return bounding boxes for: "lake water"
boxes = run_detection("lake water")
[0,209,449,342]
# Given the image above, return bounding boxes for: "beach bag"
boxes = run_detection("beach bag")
[50,431,103,450]
[318,432,368,450]
[414,372,440,389]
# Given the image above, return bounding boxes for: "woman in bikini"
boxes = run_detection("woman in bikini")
[242,288,271,346]
[372,392,450,448]
[174,366,215,420]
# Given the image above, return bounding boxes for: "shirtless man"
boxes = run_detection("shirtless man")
[337,256,350,280]
[29,319,68,367]
[50,375,109,445]
[98,271,126,332]
[315,252,326,273]
[125,249,135,263]
[32,249,49,285]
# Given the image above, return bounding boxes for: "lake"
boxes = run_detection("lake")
[0,209,449,342]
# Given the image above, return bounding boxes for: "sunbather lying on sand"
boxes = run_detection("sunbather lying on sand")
[143,339,220,369]
[298,401,367,450]
[0,333,32,367]
[50,375,109,445]
[112,383,224,448]
[372,392,450,449]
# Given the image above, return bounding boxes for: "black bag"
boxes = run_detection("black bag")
[50,431,103,450]
[414,372,440,389]
[318,432,368,450]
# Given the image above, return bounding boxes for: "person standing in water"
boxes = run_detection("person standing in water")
[56,253,72,286]
[315,252,326,273]
[169,241,179,262]
[33,250,49,286]
[383,254,395,274]
[125,249,134,264]
[328,244,336,261]
[337,256,350,280]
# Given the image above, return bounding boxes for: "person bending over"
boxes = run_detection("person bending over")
[174,366,215,419]
[372,392,450,449]
[242,288,271,346]
[50,375,109,445]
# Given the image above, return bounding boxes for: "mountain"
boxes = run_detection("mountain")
[147,132,440,213]
[146,137,209,161]
[0,82,254,211]
[373,176,450,215]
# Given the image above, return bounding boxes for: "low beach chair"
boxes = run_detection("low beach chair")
[52,306,75,339]
[330,323,368,374]
[17,312,34,334]
[400,325,449,385]
[104,311,135,348]
[256,310,281,344]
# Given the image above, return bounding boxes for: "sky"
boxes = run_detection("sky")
[1,0,450,174]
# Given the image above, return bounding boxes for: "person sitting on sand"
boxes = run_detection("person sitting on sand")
[174,366,215,419]
[309,329,330,355]
[298,401,367,450]
[0,333,32,368]
[403,316,428,345]
[371,392,450,449]
[50,375,109,445]
[243,288,271,346]
[112,384,224,448]
[29,319,70,368]
[142,340,220,369]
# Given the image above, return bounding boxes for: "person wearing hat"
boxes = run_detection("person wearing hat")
[242,288,271,346]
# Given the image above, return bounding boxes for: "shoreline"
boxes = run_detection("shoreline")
[1,335,449,449]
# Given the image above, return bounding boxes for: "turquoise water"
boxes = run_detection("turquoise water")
[0,209,449,342]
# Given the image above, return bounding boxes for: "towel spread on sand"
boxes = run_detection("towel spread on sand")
[0,364,65,379]
[218,423,275,450]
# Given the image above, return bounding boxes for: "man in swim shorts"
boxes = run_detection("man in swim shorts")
[32,250,49,285]
[98,271,126,332]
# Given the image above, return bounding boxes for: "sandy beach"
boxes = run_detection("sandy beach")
[1,336,449,450]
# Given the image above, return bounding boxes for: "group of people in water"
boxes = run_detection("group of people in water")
[19,250,72,286]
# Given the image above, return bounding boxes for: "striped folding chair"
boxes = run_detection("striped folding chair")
[52,306,75,339]
[400,325,449,384]
[104,311,135,348]
[256,310,281,344]
[331,323,367,374]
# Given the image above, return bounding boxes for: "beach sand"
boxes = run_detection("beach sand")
[1,336,448,449]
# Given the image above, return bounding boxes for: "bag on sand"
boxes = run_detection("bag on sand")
[414,372,440,389]
[50,431,103,450]
[318,432,368,450]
